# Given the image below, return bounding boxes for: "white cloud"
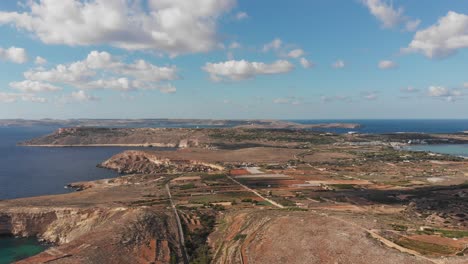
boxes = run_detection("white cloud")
[428,86,462,102]
[9,80,61,93]
[70,90,99,102]
[35,56,47,65]
[25,61,95,85]
[400,86,419,93]
[361,0,419,31]
[19,50,178,93]
[287,49,305,59]
[85,50,122,70]
[0,46,28,64]
[235,12,248,20]
[464,82,468,88]
[0,92,46,103]
[203,59,294,81]
[262,38,282,52]
[404,11,468,58]
[116,60,178,82]
[299,58,313,69]
[0,0,236,56]
[361,0,404,28]
[332,60,345,69]
[378,60,398,69]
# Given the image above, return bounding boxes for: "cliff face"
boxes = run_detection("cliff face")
[0,210,57,238]
[1,207,182,264]
[0,207,131,243]
[100,150,223,174]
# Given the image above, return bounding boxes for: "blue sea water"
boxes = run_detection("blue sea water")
[407,144,468,157]
[293,119,468,134]
[0,126,147,200]
[0,237,48,264]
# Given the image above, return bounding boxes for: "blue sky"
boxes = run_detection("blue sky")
[0,0,467,119]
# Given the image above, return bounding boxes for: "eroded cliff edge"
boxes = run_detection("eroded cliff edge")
[0,175,185,264]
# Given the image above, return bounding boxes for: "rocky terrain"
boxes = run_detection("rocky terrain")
[2,127,468,263]
[0,174,185,264]
[100,150,224,174]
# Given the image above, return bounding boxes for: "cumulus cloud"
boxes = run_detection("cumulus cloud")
[18,50,178,93]
[0,0,236,56]
[378,60,398,69]
[332,60,345,69]
[361,0,403,28]
[287,49,305,58]
[0,46,28,64]
[299,58,313,69]
[361,0,420,31]
[427,86,463,101]
[262,38,282,52]
[404,11,468,58]
[9,80,61,93]
[464,83,468,88]
[235,12,248,20]
[0,92,46,103]
[203,59,294,81]
[25,61,95,85]
[35,56,47,65]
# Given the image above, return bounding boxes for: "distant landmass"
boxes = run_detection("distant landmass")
[0,118,360,130]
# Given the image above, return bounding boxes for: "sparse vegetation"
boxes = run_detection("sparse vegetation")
[395,237,457,256]
[184,213,216,264]
[417,228,468,238]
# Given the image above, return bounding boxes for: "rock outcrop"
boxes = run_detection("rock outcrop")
[100,150,224,174]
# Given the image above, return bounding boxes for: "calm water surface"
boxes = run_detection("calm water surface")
[0,126,147,200]
[0,237,48,264]
[294,119,468,134]
[407,144,468,157]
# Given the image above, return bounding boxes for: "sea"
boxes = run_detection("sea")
[0,237,48,264]
[293,119,468,134]
[0,119,467,262]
